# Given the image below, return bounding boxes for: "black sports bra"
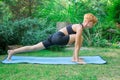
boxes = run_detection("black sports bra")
[66,24,83,34]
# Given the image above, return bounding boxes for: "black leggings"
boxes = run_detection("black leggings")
[42,32,69,48]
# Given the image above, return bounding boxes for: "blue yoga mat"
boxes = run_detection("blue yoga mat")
[2,56,106,64]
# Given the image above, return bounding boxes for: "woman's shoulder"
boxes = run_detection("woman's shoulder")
[71,24,82,32]
[72,24,82,29]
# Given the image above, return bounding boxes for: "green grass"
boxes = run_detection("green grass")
[0,47,120,80]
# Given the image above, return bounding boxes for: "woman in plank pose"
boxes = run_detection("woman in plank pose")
[7,13,97,64]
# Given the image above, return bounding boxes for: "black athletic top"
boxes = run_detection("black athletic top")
[66,24,83,34]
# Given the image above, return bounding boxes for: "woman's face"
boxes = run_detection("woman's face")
[86,21,94,28]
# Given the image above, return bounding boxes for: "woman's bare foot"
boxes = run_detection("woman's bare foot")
[7,50,14,61]
[76,60,86,64]
[72,58,86,64]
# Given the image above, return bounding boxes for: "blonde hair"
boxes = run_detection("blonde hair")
[84,13,97,24]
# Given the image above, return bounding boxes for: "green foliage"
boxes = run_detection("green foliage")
[35,0,96,23]
[0,1,12,23]
[81,0,120,47]
[35,0,115,47]
[0,24,13,54]
[0,18,56,53]
[10,18,56,45]
[6,18,42,44]
[83,25,109,47]
[107,0,120,23]
[20,19,56,45]
[0,0,120,52]
[101,0,120,44]
[2,0,38,20]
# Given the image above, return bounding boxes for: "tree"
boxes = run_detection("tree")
[3,0,37,20]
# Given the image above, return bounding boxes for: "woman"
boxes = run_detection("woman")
[7,13,97,64]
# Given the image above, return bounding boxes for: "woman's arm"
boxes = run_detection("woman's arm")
[73,25,83,61]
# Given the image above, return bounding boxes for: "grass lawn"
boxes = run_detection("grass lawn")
[0,47,120,80]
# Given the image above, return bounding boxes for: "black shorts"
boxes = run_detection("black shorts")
[42,32,69,48]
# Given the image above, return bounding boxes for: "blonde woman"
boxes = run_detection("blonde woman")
[7,13,97,64]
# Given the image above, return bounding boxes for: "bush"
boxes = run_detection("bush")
[82,26,108,47]
[21,23,56,45]
[6,18,56,45]
[0,18,57,54]
[0,24,13,54]
[107,0,120,23]
[1,0,120,52]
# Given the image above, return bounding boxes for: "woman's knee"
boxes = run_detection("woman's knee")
[68,35,83,44]
[68,34,76,44]
[32,42,45,50]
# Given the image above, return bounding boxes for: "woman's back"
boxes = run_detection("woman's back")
[59,24,82,35]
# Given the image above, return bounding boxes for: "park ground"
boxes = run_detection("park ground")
[0,47,120,80]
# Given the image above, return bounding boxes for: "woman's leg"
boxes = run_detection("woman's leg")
[7,42,45,60]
